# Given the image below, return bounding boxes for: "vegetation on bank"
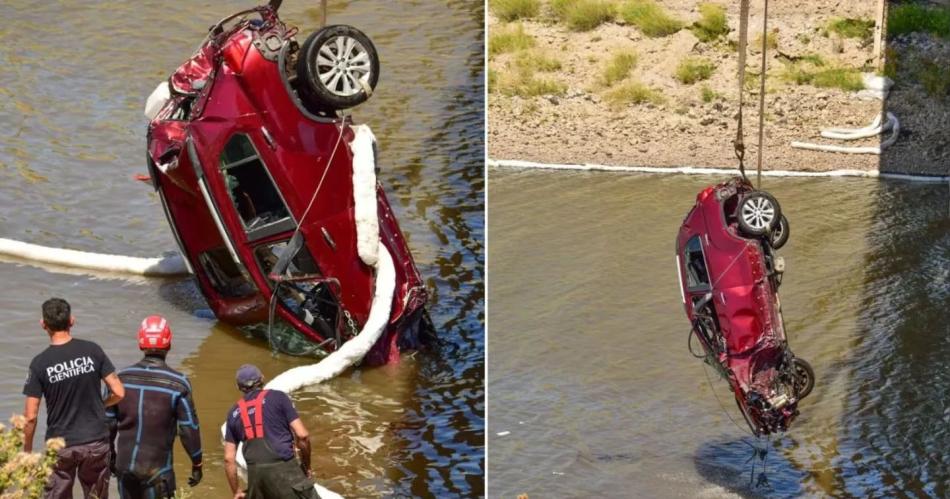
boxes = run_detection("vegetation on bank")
[619,0,683,38]
[888,4,950,39]
[601,50,638,86]
[675,57,715,84]
[490,0,541,21]
[489,23,536,55]
[604,81,665,107]
[781,57,864,92]
[691,3,729,42]
[552,0,617,31]
[824,17,874,42]
[0,415,61,498]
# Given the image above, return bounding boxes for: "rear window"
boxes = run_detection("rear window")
[684,235,711,289]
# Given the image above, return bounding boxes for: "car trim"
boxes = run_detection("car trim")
[675,254,685,304]
[157,186,194,275]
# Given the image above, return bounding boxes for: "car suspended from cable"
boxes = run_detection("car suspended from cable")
[143,0,432,365]
[675,176,814,436]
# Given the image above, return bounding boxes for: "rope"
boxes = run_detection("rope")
[755,0,770,188]
[265,122,347,356]
[734,0,750,180]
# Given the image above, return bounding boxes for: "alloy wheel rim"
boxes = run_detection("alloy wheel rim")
[315,35,371,97]
[741,197,775,231]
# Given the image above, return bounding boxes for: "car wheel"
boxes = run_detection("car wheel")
[791,357,815,399]
[770,215,790,249]
[737,191,782,237]
[296,25,380,111]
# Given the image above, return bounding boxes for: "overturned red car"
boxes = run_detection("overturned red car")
[676,176,814,435]
[144,1,431,365]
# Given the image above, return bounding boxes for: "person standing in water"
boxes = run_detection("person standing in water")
[22,297,126,499]
[106,315,203,498]
[223,364,318,499]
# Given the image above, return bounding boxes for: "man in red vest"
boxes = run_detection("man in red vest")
[223,364,318,499]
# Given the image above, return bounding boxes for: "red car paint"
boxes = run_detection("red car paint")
[146,4,429,365]
[676,177,806,435]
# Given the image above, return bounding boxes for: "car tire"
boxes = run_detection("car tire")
[296,25,380,111]
[791,357,815,399]
[770,215,790,249]
[737,191,782,237]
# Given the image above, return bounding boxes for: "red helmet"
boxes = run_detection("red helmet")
[138,315,172,350]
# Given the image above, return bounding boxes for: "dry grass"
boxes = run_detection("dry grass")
[700,84,720,102]
[601,50,638,86]
[781,60,864,91]
[489,23,536,56]
[692,3,728,42]
[675,57,714,84]
[824,17,874,42]
[604,81,665,107]
[491,0,542,21]
[552,0,618,32]
[752,30,779,52]
[618,0,683,38]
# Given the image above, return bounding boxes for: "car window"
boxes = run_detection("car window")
[198,247,256,298]
[254,239,340,339]
[684,235,711,289]
[219,134,293,237]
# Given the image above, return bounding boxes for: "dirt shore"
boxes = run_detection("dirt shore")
[488,1,950,176]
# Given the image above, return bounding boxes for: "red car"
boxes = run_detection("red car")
[675,176,813,435]
[144,0,431,365]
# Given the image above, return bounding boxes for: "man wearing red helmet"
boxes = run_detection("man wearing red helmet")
[106,315,203,498]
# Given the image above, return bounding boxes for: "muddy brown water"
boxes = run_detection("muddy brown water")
[0,1,483,497]
[487,169,948,498]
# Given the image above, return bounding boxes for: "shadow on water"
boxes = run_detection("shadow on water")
[694,436,806,499]
[831,181,949,496]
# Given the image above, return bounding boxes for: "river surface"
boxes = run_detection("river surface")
[0,1,484,497]
[487,169,948,498]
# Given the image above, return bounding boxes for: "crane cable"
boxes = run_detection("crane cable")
[735,0,771,188]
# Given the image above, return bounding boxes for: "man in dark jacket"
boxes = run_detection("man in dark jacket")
[223,364,318,499]
[23,297,126,499]
[106,315,203,498]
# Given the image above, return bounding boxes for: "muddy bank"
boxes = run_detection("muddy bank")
[488,1,950,176]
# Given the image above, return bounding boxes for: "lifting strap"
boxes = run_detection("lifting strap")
[735,0,770,188]
[237,390,269,440]
[734,0,750,180]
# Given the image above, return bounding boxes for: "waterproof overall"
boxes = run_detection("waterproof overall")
[238,390,319,499]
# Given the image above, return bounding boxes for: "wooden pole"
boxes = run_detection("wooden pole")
[873,0,886,72]
[321,0,328,27]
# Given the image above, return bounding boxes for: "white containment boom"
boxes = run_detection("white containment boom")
[0,237,188,277]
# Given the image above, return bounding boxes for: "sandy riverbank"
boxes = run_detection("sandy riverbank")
[488,1,950,176]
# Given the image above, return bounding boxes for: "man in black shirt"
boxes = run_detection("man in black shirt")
[23,298,126,499]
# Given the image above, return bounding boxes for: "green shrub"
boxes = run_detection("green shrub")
[692,3,729,42]
[491,0,542,21]
[489,23,536,56]
[782,61,864,91]
[619,0,683,37]
[825,17,875,42]
[888,5,950,39]
[0,416,62,498]
[917,60,950,97]
[700,84,720,102]
[601,50,638,86]
[604,81,665,107]
[675,57,715,84]
[555,0,617,31]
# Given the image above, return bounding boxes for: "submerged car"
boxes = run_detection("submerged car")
[144,0,431,365]
[675,176,814,435]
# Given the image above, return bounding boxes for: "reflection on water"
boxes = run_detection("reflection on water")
[487,169,947,497]
[0,0,483,497]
